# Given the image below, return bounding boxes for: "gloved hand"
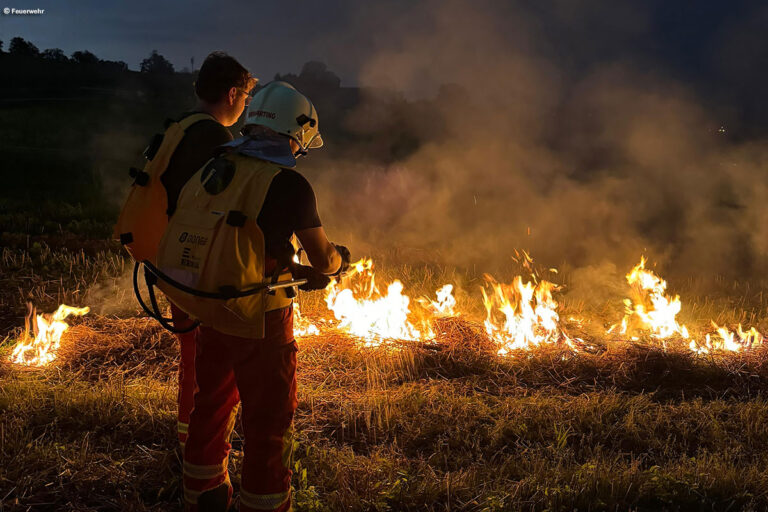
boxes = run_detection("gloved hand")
[291,263,332,291]
[332,243,351,275]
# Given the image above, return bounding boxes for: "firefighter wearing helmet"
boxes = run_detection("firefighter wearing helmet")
[167,81,351,511]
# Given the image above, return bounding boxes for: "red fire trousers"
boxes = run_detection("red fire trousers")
[171,303,198,450]
[183,306,297,512]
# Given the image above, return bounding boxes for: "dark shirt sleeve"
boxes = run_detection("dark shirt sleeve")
[258,169,322,254]
[161,117,233,216]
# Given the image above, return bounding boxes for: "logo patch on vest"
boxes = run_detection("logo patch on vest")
[178,233,209,246]
[180,247,200,269]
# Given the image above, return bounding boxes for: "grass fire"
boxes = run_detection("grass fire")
[4,247,768,510]
[7,254,764,368]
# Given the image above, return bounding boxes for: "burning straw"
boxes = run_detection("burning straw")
[5,253,767,371]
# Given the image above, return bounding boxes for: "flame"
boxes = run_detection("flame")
[324,258,450,345]
[9,304,90,366]
[616,257,764,353]
[301,251,762,356]
[419,284,457,318]
[10,253,760,363]
[481,274,567,355]
[293,302,319,337]
[688,322,763,354]
[620,257,690,340]
[322,253,575,354]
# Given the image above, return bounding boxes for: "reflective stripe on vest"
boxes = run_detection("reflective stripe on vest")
[177,421,189,434]
[240,488,290,510]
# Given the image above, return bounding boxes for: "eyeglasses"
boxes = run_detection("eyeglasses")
[237,76,258,105]
[236,87,254,105]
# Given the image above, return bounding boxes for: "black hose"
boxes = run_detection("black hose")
[146,270,199,333]
[134,259,308,334]
[133,261,163,320]
[141,260,274,300]
[132,261,199,334]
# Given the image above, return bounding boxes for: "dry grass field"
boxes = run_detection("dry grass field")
[2,244,768,511]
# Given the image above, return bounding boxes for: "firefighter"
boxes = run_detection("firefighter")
[178,81,350,511]
[162,52,256,450]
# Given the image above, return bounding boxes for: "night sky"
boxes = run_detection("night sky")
[1,0,766,100]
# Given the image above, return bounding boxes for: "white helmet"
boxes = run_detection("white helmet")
[244,81,323,152]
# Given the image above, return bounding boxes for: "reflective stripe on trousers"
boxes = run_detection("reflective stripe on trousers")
[240,489,290,511]
[183,458,228,480]
[178,421,189,451]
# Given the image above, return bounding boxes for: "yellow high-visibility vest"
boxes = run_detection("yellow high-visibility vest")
[155,153,293,338]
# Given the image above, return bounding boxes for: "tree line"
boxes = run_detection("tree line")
[0,36,176,74]
[0,36,360,113]
[0,35,447,163]
[0,36,351,84]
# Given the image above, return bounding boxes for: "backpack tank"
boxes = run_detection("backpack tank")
[113,113,216,263]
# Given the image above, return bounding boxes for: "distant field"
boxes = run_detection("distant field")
[0,93,197,242]
[1,242,768,511]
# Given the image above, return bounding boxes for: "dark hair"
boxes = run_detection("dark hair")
[195,52,251,103]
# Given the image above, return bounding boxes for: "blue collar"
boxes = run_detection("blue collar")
[220,135,297,168]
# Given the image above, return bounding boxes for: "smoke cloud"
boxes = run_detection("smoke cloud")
[299,0,768,289]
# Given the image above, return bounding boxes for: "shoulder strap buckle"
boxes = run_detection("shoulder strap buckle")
[225,210,247,227]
